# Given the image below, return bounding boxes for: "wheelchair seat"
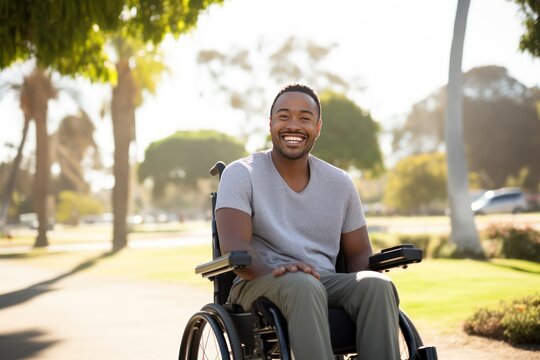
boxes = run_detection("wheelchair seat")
[179,162,437,360]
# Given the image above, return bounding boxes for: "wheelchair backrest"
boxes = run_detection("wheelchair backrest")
[209,161,346,305]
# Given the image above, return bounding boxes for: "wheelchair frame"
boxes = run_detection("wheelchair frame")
[179,162,437,360]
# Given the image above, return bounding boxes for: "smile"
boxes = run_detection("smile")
[282,135,305,144]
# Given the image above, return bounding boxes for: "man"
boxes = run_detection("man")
[215,83,399,359]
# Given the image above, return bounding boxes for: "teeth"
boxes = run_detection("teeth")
[283,136,303,143]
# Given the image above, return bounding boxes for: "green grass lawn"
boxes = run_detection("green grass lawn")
[389,258,540,332]
[3,245,539,333]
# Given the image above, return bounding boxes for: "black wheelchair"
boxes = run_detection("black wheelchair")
[179,162,437,360]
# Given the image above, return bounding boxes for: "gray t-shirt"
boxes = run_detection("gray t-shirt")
[215,150,366,273]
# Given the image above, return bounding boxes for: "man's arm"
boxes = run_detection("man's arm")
[341,225,374,272]
[216,207,273,280]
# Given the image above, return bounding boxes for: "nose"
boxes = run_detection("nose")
[285,115,302,131]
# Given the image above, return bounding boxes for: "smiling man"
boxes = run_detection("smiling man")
[215,83,400,359]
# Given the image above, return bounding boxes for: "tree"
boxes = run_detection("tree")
[51,111,100,194]
[196,37,361,147]
[384,153,447,214]
[138,130,246,198]
[314,91,383,173]
[1,0,123,246]
[512,0,540,58]
[105,0,224,251]
[56,191,103,225]
[1,0,223,251]
[0,80,31,230]
[19,69,57,247]
[392,66,540,190]
[445,0,483,257]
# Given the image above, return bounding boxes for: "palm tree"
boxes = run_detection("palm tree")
[20,68,58,247]
[445,0,484,258]
[0,110,30,231]
[52,111,99,194]
[109,37,166,252]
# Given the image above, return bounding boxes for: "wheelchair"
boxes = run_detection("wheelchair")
[179,162,437,360]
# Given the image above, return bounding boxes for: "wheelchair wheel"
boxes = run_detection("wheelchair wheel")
[179,304,243,360]
[201,303,243,359]
[398,310,423,360]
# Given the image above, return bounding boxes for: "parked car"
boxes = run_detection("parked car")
[19,213,55,230]
[471,188,528,215]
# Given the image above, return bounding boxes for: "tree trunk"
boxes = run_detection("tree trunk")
[33,107,50,247]
[445,0,484,258]
[23,70,56,248]
[111,59,136,252]
[0,116,30,229]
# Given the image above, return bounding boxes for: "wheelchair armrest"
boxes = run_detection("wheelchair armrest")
[195,251,251,278]
[368,244,423,272]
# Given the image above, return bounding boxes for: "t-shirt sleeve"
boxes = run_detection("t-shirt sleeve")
[341,174,367,233]
[215,161,253,215]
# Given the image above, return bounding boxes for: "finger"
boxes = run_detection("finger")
[287,265,298,272]
[272,267,285,277]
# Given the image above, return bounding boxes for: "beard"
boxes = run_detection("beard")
[271,136,317,160]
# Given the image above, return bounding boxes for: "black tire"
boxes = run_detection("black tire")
[398,310,424,360]
[201,303,243,359]
[179,311,231,360]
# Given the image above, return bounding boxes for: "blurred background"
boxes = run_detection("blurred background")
[1,0,539,243]
[0,0,539,358]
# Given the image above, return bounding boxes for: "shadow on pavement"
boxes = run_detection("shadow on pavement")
[0,328,59,359]
[0,251,116,310]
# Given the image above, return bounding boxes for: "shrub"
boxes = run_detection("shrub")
[397,234,431,254]
[56,191,103,225]
[464,294,540,345]
[484,224,540,261]
[429,235,459,259]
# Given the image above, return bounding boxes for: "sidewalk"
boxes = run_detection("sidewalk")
[0,260,211,359]
[1,253,537,359]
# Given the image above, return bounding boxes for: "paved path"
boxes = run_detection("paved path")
[1,255,537,359]
[0,260,211,359]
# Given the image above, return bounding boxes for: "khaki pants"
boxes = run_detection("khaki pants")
[229,271,400,360]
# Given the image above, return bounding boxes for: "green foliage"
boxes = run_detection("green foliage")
[397,234,431,254]
[0,0,123,79]
[484,224,540,261]
[314,91,384,173]
[513,0,540,58]
[0,0,224,80]
[138,130,246,198]
[393,66,540,190]
[55,191,103,225]
[464,294,540,345]
[383,153,447,214]
[196,37,359,145]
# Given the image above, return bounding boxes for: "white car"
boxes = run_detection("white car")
[471,188,528,215]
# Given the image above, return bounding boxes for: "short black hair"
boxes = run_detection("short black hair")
[269,83,321,120]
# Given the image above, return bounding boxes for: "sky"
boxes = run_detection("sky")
[1,0,539,173]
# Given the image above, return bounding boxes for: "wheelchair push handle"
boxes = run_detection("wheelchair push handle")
[210,161,226,179]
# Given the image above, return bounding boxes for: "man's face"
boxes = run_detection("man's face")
[269,91,321,161]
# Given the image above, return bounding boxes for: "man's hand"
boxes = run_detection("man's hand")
[272,263,320,280]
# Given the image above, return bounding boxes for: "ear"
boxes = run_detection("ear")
[316,119,322,138]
